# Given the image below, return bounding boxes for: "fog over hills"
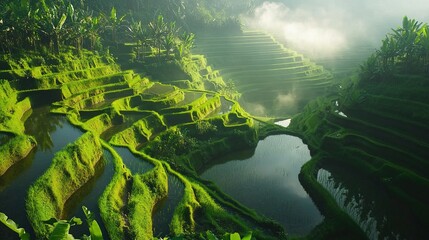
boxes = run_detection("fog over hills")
[244,0,429,57]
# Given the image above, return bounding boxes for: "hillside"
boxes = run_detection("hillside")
[194,31,333,117]
[290,17,429,239]
[0,45,289,239]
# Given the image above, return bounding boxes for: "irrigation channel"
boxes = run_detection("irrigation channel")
[0,107,84,239]
[0,106,185,239]
[200,120,323,235]
[111,147,186,238]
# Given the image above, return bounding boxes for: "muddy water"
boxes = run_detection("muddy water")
[0,107,83,238]
[201,134,323,235]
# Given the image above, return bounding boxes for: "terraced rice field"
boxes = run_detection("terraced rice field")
[291,74,429,239]
[0,50,286,239]
[194,31,333,117]
[308,44,374,77]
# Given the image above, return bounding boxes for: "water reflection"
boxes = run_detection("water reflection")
[318,169,380,239]
[66,149,115,239]
[317,167,409,239]
[24,107,64,151]
[152,174,185,237]
[275,119,291,127]
[112,146,153,174]
[0,107,83,239]
[201,135,323,235]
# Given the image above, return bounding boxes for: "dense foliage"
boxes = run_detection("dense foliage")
[0,0,195,60]
[82,0,256,31]
[360,16,429,81]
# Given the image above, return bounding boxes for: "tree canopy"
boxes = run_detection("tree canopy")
[360,16,429,81]
[0,0,196,61]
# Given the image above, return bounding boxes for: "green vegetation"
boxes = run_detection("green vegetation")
[98,142,132,240]
[6,1,426,240]
[0,134,36,176]
[1,206,103,240]
[0,80,31,133]
[0,212,30,240]
[0,0,196,63]
[128,166,168,239]
[193,31,333,116]
[26,132,103,237]
[361,16,429,81]
[0,29,263,237]
[289,17,429,239]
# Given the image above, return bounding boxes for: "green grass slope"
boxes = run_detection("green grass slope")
[290,66,429,240]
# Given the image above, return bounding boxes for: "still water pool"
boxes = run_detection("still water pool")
[0,107,84,239]
[201,134,323,235]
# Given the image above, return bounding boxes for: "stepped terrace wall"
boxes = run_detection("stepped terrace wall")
[194,31,333,116]
[289,73,429,239]
[26,132,103,237]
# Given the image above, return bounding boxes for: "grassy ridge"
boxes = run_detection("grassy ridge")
[26,132,103,237]
[0,80,31,133]
[2,40,289,239]
[0,134,36,176]
[128,165,168,239]
[98,142,132,240]
[0,78,36,178]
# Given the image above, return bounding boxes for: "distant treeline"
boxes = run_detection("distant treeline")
[0,0,209,60]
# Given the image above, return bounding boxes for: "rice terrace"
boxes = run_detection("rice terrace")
[1,0,429,239]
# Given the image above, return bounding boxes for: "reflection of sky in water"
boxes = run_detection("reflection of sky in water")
[201,135,323,235]
[275,119,291,127]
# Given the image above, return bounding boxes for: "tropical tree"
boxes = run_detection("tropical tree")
[0,0,40,52]
[127,19,147,61]
[162,21,180,60]
[392,16,423,65]
[361,16,429,82]
[65,3,85,53]
[148,15,168,60]
[417,24,429,71]
[38,5,68,54]
[104,7,127,45]
[175,32,195,59]
[82,13,103,51]
[0,5,11,52]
